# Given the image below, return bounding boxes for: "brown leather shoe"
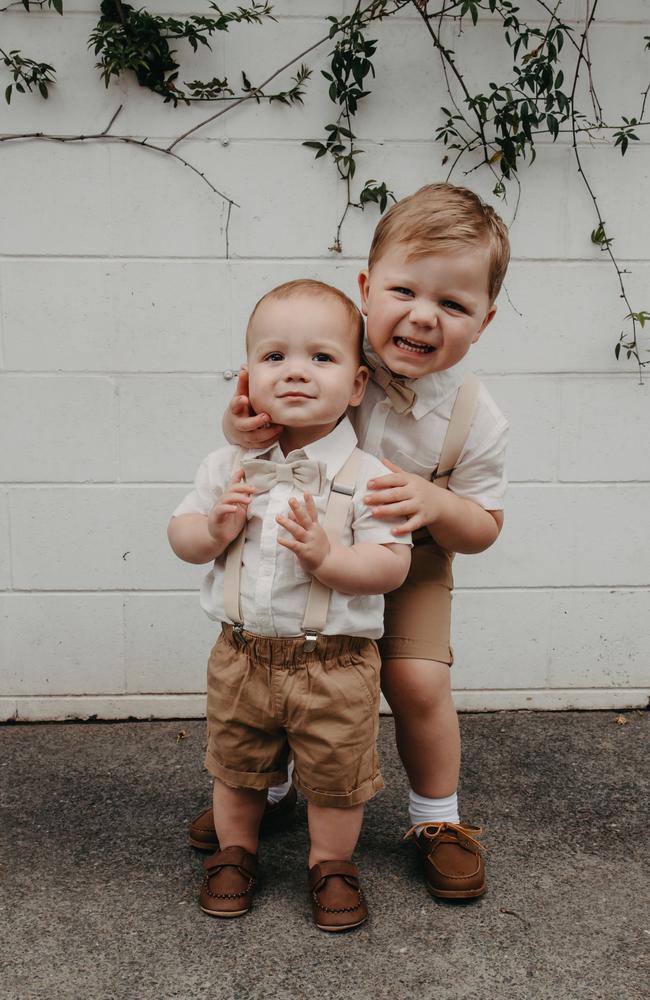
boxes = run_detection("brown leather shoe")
[199,845,258,918]
[188,784,298,851]
[308,860,368,932]
[405,821,486,900]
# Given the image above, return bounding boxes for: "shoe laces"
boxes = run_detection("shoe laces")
[403,821,486,853]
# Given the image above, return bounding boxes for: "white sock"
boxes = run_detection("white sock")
[266,759,295,804]
[408,789,460,831]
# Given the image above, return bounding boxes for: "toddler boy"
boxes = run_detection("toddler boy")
[216,184,510,900]
[169,279,410,929]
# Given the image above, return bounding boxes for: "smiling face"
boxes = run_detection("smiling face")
[358,242,497,379]
[246,292,368,451]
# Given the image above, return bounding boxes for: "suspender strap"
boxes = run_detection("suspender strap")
[222,447,363,648]
[222,448,247,628]
[301,448,362,645]
[433,372,480,490]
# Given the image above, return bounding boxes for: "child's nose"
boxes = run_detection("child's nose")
[409,300,437,327]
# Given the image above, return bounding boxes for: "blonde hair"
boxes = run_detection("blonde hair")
[247,279,365,357]
[368,183,510,303]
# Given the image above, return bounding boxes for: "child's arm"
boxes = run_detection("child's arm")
[364,460,502,554]
[222,368,283,448]
[276,494,410,596]
[167,470,256,564]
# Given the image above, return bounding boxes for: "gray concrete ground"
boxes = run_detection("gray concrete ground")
[1,711,648,1000]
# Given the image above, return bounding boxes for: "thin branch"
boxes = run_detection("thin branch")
[569,0,645,380]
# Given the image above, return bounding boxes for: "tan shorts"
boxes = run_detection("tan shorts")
[204,625,384,808]
[378,536,454,665]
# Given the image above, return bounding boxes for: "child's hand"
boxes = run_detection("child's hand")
[207,469,256,547]
[225,368,283,447]
[276,494,330,573]
[364,459,442,534]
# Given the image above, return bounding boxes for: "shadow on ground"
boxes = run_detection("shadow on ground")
[2,711,648,1000]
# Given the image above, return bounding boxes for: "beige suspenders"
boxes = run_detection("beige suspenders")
[433,372,480,490]
[411,371,481,546]
[222,372,479,643]
[222,447,363,651]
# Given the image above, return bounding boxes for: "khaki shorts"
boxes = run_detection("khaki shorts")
[378,536,454,665]
[205,625,384,808]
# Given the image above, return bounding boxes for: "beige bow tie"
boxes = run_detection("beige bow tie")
[370,364,417,414]
[242,457,327,495]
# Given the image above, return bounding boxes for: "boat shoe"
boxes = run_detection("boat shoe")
[199,846,258,918]
[405,821,487,900]
[308,860,368,932]
[188,784,298,851]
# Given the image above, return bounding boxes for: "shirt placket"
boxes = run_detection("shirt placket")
[251,482,292,635]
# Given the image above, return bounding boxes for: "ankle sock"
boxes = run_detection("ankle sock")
[408,789,460,831]
[266,759,295,804]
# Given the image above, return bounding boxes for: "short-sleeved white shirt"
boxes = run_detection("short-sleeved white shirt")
[352,343,508,511]
[173,417,411,639]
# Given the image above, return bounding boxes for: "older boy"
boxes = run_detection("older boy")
[214,184,510,900]
[169,280,410,929]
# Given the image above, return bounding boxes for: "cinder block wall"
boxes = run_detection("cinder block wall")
[1,2,648,719]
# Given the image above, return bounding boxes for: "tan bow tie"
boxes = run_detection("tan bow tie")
[370,365,417,414]
[241,457,326,495]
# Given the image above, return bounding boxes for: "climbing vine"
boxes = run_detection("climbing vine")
[1,0,649,373]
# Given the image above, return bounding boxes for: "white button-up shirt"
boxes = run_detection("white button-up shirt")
[173,418,410,638]
[353,342,508,511]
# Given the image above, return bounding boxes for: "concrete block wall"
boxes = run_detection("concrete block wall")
[1,2,648,719]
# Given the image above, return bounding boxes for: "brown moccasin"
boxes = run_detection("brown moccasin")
[308,860,368,932]
[188,784,298,851]
[405,821,486,900]
[199,845,258,918]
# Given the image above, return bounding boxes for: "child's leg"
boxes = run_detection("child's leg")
[381,656,460,802]
[212,777,267,854]
[307,802,364,868]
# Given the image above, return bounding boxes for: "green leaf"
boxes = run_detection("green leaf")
[5,85,12,105]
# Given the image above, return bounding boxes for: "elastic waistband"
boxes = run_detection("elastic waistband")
[221,623,371,667]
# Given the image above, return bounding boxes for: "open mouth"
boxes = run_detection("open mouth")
[394,336,434,354]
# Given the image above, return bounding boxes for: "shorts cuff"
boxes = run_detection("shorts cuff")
[379,637,453,665]
[293,770,384,808]
[204,751,287,791]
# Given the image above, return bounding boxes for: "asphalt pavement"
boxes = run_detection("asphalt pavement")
[1,710,648,1000]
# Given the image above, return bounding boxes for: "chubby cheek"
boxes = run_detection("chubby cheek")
[247,372,270,416]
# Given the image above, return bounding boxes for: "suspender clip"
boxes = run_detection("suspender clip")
[303,629,319,653]
[232,624,248,649]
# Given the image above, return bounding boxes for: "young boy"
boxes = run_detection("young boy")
[210,183,510,900]
[169,279,411,929]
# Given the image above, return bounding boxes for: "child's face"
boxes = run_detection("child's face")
[358,242,497,379]
[246,294,368,441]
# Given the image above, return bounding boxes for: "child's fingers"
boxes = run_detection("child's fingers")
[234,367,249,398]
[239,412,277,432]
[364,486,408,506]
[392,515,422,535]
[287,497,312,528]
[276,514,307,541]
[370,499,416,519]
[230,394,252,417]
[303,493,318,521]
[381,459,405,475]
[249,424,283,446]
[365,472,407,491]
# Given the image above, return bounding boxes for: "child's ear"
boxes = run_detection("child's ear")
[473,304,497,343]
[348,364,369,407]
[357,270,370,315]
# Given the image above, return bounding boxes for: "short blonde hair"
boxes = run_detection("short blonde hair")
[247,279,365,357]
[368,183,510,303]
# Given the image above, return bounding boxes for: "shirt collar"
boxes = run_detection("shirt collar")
[246,416,358,482]
[363,336,464,419]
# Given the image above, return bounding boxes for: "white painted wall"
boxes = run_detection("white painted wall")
[1,2,649,719]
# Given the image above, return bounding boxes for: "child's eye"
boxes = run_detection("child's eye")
[313,352,333,363]
[392,286,414,297]
[264,352,284,361]
[442,300,465,313]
